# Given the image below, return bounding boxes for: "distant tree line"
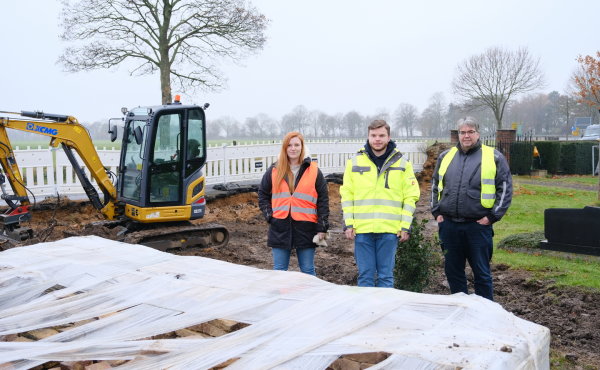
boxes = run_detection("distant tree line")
[203,89,597,141]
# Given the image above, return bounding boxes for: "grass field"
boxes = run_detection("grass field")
[515,174,599,186]
[494,177,600,290]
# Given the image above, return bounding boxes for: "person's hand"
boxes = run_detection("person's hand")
[436,215,444,223]
[477,216,491,225]
[398,230,409,242]
[317,232,326,240]
[344,228,355,240]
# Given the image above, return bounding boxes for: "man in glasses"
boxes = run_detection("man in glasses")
[430,117,512,301]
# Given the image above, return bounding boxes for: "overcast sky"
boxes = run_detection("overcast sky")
[2,0,599,124]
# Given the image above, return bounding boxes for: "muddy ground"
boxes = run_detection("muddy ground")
[13,179,600,369]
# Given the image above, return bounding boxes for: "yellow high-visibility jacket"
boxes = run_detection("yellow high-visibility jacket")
[340,148,420,234]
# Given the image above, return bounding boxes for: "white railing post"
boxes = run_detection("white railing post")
[222,144,228,184]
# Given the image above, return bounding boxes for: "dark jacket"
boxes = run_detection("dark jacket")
[258,157,329,249]
[430,140,512,223]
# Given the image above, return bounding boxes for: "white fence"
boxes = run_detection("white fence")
[5,140,426,203]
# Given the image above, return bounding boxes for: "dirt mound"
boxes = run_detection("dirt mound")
[417,142,453,186]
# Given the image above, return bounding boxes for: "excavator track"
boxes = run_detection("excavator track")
[122,222,230,251]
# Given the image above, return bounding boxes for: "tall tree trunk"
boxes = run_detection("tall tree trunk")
[160,62,171,104]
[494,109,502,130]
[159,0,173,104]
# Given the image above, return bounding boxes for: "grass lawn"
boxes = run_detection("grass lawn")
[514,174,599,187]
[493,179,600,290]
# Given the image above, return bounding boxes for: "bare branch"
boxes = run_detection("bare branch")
[452,47,545,129]
[59,0,269,103]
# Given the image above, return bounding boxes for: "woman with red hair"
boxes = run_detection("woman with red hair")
[258,132,329,276]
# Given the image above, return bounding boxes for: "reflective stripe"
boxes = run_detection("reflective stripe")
[272,192,291,199]
[294,192,317,203]
[352,212,414,223]
[387,166,404,171]
[350,199,404,207]
[403,204,416,213]
[482,193,495,199]
[353,212,403,221]
[342,200,354,208]
[273,206,289,212]
[482,179,495,185]
[380,152,403,174]
[291,206,317,214]
[343,213,354,220]
[495,181,507,212]
[352,166,371,173]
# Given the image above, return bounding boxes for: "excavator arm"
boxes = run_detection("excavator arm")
[0,111,119,221]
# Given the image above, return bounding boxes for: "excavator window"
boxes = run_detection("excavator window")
[186,109,205,176]
[149,112,182,203]
[121,120,146,201]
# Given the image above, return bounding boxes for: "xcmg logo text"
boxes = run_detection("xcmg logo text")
[26,122,58,136]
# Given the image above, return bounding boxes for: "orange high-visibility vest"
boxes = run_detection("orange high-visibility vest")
[271,162,318,222]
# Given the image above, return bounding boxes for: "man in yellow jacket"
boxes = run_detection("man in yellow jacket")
[341,120,420,288]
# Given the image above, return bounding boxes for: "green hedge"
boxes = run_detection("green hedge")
[533,141,562,174]
[574,141,599,174]
[513,141,599,175]
[510,142,534,175]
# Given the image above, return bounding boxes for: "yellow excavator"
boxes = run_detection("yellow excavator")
[0,97,229,250]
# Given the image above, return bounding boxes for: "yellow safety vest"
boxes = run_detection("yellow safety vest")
[437,145,496,208]
[340,150,420,234]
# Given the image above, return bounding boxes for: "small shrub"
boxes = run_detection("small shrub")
[497,231,545,251]
[394,218,441,292]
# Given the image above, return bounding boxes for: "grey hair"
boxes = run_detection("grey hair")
[457,116,479,131]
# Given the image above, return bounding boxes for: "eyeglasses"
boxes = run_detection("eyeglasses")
[459,130,478,136]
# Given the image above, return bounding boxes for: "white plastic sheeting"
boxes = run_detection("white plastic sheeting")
[0,236,550,369]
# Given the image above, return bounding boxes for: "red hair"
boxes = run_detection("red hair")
[274,131,306,192]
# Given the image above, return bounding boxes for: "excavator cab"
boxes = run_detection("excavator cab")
[118,103,208,222]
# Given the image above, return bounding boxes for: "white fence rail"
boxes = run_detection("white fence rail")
[5,141,426,203]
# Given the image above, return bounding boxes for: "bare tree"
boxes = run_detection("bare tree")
[281,105,311,134]
[393,103,419,137]
[59,0,268,104]
[419,92,447,137]
[342,111,364,138]
[452,47,545,129]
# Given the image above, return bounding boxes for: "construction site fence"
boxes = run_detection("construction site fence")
[4,140,427,203]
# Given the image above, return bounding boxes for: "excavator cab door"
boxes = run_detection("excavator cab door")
[118,105,207,218]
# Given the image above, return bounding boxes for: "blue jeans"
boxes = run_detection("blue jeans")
[439,219,494,300]
[354,233,398,288]
[272,247,316,276]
